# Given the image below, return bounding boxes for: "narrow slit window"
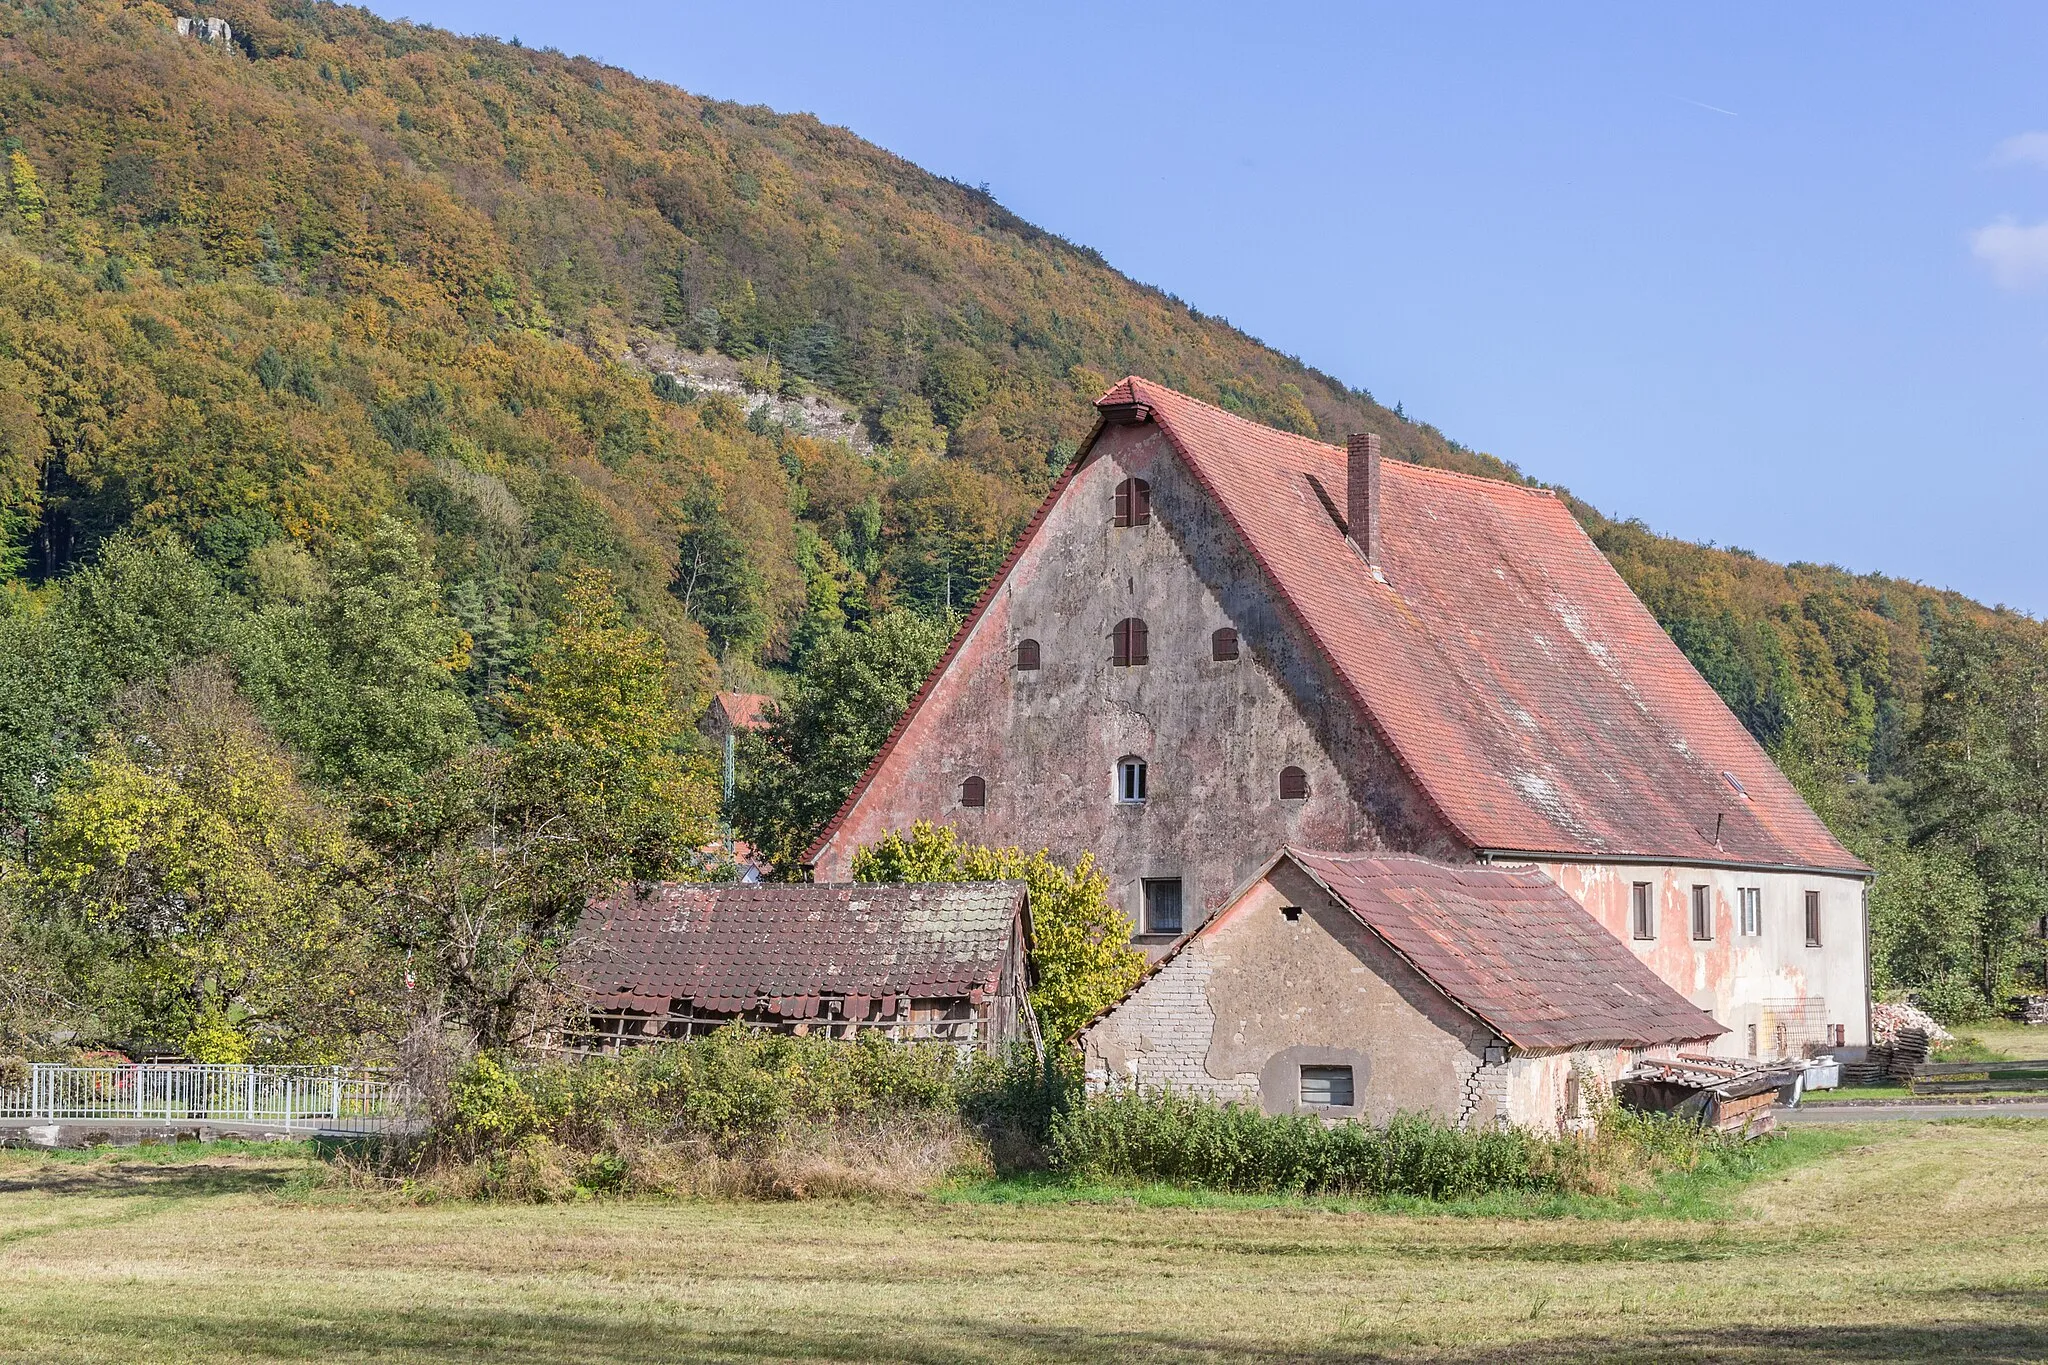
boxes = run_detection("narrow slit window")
[1631,882,1655,940]
[1015,638,1041,671]
[959,775,986,808]
[1116,756,1148,804]
[1111,617,1149,666]
[1112,477,1152,527]
[1279,766,1310,800]
[1299,1065,1354,1109]
[1740,887,1761,936]
[1141,877,1183,934]
[1211,627,1239,661]
[1805,890,1822,947]
[1690,885,1713,941]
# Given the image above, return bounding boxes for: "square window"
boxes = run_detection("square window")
[1740,887,1761,936]
[1299,1065,1354,1108]
[1142,878,1183,935]
[1631,883,1655,940]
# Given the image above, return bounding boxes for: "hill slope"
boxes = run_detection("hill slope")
[0,0,2035,845]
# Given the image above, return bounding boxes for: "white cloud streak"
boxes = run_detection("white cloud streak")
[1991,131,2048,170]
[1970,217,2048,290]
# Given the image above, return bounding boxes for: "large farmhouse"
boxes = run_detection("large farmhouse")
[806,377,1873,1058]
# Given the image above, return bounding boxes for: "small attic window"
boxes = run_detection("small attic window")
[960,775,986,808]
[1015,638,1041,671]
[1281,905,1302,922]
[1113,477,1152,527]
[1279,766,1310,800]
[1212,627,1239,661]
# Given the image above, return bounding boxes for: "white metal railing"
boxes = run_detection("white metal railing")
[0,1064,403,1133]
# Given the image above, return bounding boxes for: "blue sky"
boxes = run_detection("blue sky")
[367,2,2048,614]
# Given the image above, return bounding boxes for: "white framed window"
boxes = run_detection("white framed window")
[1116,756,1148,804]
[1142,878,1183,934]
[1740,887,1761,937]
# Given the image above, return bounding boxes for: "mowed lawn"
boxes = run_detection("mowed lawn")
[0,1123,2044,1363]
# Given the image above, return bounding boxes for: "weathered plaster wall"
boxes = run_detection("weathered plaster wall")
[1082,862,1502,1127]
[1536,861,1870,1055]
[811,421,1461,942]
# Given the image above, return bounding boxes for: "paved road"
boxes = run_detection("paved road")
[1781,1102,2048,1123]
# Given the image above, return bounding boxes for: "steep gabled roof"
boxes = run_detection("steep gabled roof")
[1101,376,1863,874]
[709,691,772,732]
[577,882,1026,1016]
[1284,851,1723,1050]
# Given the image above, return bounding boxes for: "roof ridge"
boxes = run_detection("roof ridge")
[1115,375,1552,498]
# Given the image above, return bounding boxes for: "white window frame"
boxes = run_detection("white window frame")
[1740,887,1762,937]
[1116,757,1148,804]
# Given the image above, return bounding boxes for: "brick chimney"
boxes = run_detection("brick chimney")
[1346,433,1381,566]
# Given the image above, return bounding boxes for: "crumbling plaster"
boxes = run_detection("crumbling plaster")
[1535,861,1869,1056]
[809,422,1461,937]
[1083,862,1505,1128]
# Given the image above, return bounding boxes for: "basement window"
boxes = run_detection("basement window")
[1631,882,1655,940]
[959,775,986,809]
[1015,638,1041,671]
[1299,1065,1354,1109]
[1740,887,1761,937]
[1111,617,1149,667]
[1805,890,1822,948]
[1113,477,1152,527]
[1116,756,1148,804]
[1279,766,1310,800]
[1691,885,1713,941]
[1142,878,1183,935]
[1211,627,1239,661]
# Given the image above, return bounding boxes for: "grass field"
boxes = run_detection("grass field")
[0,1122,2044,1363]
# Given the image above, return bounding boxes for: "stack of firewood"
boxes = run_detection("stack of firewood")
[2022,996,2048,1027]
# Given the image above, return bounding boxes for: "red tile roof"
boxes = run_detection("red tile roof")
[577,882,1026,1016]
[710,691,773,732]
[1106,377,1863,874]
[1286,851,1724,1050]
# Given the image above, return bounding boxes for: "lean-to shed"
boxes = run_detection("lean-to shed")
[576,881,1037,1052]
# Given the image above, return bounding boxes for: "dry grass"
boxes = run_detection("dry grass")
[0,1121,2043,1362]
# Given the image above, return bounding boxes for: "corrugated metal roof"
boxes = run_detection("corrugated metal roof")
[1288,850,1725,1050]
[577,881,1026,1014]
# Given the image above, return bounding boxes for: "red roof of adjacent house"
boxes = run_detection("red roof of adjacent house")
[577,882,1027,1017]
[1097,376,1864,874]
[1285,851,1724,1050]
[710,691,773,732]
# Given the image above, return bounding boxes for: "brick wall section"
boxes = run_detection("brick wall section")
[1082,939,1258,1100]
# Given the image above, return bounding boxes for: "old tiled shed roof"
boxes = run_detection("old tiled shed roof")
[577,881,1027,1017]
[709,691,772,732]
[1287,850,1724,1050]
[1101,377,1864,875]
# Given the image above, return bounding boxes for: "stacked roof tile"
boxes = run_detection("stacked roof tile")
[578,882,1026,1017]
[1287,851,1724,1050]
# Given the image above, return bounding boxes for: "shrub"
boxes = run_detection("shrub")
[1047,1087,1755,1200]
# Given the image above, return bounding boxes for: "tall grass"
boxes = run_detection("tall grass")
[1047,1087,1762,1199]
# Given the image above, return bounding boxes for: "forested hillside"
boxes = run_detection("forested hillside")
[0,0,2042,1055]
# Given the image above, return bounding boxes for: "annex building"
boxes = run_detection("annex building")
[806,377,1873,1060]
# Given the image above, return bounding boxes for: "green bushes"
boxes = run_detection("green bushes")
[1048,1089,1543,1198]
[1046,1088,1759,1200]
